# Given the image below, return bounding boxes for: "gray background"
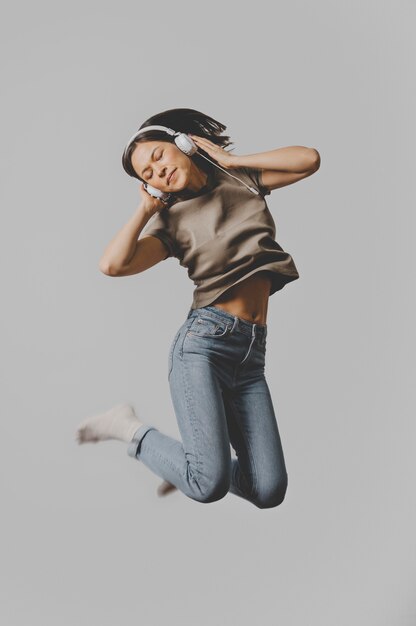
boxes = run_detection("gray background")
[1,1,415,624]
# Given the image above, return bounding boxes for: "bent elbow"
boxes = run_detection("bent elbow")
[309,148,321,172]
[99,259,119,276]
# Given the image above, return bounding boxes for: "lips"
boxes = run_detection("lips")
[167,169,176,184]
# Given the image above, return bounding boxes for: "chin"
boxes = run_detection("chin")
[175,174,188,192]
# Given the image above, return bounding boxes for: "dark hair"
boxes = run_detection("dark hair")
[121,107,234,182]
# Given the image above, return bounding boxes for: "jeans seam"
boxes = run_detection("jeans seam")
[168,329,182,380]
[226,395,259,498]
[182,350,203,484]
[179,319,194,359]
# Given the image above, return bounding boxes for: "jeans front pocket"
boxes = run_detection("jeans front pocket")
[186,315,232,339]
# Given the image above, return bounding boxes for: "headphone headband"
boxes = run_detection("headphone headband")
[123,125,179,160]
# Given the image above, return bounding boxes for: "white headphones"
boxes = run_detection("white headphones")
[123,124,260,203]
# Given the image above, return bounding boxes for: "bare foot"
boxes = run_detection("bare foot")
[157,480,178,497]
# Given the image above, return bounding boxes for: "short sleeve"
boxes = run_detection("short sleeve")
[239,166,271,197]
[139,212,177,260]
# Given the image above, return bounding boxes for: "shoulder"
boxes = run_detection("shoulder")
[229,166,271,197]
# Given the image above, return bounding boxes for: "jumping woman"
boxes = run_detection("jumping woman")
[76,108,320,508]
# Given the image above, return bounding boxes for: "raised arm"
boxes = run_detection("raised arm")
[99,186,169,277]
[188,135,320,193]
[232,146,321,192]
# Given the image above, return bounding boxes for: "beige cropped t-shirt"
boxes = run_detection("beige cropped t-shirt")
[139,165,300,309]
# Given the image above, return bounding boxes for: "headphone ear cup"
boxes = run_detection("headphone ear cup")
[175,133,198,156]
[144,183,171,202]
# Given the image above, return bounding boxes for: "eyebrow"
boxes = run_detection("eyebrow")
[141,146,158,178]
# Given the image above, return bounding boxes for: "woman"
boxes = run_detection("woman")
[76,108,320,508]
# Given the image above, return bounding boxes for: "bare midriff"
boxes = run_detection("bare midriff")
[209,270,272,325]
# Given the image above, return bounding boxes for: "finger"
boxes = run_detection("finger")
[198,140,222,152]
[190,135,212,146]
[191,137,218,152]
[193,141,214,153]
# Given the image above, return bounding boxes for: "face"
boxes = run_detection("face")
[131,140,207,193]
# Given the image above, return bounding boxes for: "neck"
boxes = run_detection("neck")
[187,165,209,193]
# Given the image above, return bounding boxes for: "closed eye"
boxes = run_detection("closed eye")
[145,151,163,180]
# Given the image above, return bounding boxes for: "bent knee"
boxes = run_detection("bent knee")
[253,475,288,509]
[193,474,230,504]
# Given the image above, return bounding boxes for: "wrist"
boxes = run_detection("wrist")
[137,202,156,219]
[228,154,246,168]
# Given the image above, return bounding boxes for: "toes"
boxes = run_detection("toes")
[75,427,99,444]
[75,428,86,444]
[157,481,177,497]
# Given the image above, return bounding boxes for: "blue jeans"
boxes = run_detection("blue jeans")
[127,305,288,508]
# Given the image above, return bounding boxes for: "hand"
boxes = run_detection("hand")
[139,183,170,216]
[189,134,237,170]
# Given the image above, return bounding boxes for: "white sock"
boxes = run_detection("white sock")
[76,403,143,445]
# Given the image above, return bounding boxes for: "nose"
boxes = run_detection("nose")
[157,165,167,180]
